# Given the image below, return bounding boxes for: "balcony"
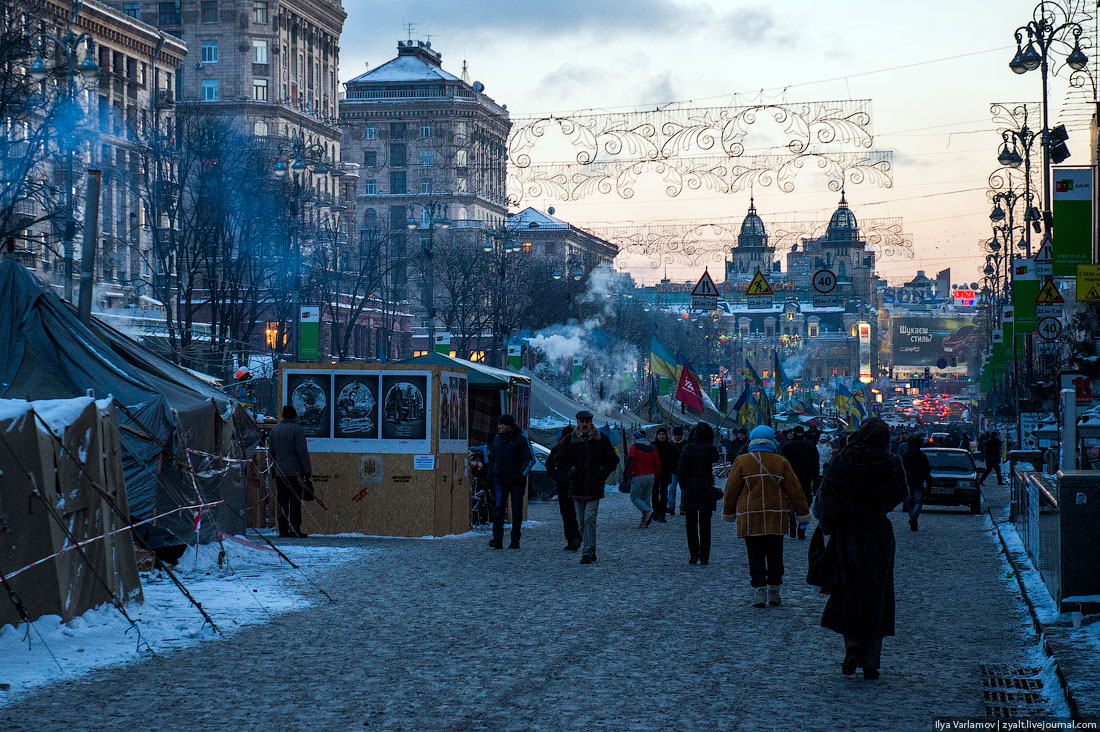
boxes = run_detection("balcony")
[154,89,174,108]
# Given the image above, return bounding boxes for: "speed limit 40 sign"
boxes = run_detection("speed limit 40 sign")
[1038,316,1063,341]
[812,269,837,294]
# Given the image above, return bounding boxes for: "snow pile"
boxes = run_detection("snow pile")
[530,414,570,430]
[0,537,375,703]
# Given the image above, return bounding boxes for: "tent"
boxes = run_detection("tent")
[0,258,255,549]
[0,397,142,626]
[519,367,643,448]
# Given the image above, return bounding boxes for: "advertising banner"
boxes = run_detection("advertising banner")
[298,306,320,361]
[438,371,468,453]
[1013,258,1039,333]
[1052,167,1093,276]
[282,368,432,453]
[857,322,872,383]
[890,316,978,367]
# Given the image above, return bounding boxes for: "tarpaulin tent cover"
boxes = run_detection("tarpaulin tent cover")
[0,397,142,626]
[518,367,643,448]
[0,258,253,547]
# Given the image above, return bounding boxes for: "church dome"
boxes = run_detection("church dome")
[826,191,858,242]
[737,197,768,248]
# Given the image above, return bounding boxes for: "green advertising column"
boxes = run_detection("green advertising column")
[1013,257,1039,345]
[572,356,584,384]
[1052,167,1093,276]
[507,345,522,370]
[298,305,319,361]
[434,334,450,355]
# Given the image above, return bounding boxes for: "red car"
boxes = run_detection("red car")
[942,325,977,354]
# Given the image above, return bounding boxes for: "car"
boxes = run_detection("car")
[929,432,953,447]
[921,447,981,513]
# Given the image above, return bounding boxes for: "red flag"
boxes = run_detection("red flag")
[675,365,705,413]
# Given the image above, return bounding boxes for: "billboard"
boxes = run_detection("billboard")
[891,316,978,368]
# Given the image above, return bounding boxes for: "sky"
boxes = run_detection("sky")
[338,0,1097,287]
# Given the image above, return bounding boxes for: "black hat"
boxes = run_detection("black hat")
[672,426,684,436]
[575,409,594,421]
[793,426,805,436]
[498,414,516,427]
[281,404,297,419]
[737,427,749,435]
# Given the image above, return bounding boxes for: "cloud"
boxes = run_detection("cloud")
[721,7,796,46]
[640,71,678,105]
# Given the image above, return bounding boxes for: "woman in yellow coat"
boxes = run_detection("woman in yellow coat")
[723,425,811,608]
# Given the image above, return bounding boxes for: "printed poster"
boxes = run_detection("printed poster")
[381,374,429,442]
[334,374,380,439]
[285,371,332,438]
[439,371,469,453]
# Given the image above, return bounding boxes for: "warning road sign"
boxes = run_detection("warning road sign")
[690,269,719,298]
[1035,278,1064,305]
[1035,236,1053,278]
[745,269,774,297]
[1078,264,1100,302]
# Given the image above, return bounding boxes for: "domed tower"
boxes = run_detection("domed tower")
[818,190,874,300]
[824,190,860,244]
[726,197,777,282]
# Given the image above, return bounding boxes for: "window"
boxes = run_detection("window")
[363,150,377,167]
[389,143,406,168]
[254,121,268,136]
[158,1,181,24]
[252,0,268,23]
[455,149,467,166]
[253,40,268,64]
[364,124,377,140]
[282,45,288,67]
[389,171,406,194]
[364,209,378,229]
[456,176,467,193]
[252,79,267,101]
[454,121,468,139]
[838,261,847,277]
[364,179,378,194]
[419,150,433,167]
[201,79,219,101]
[201,40,218,64]
[419,178,432,194]
[265,322,283,350]
[389,206,406,231]
[420,123,433,138]
[808,321,820,338]
[200,0,218,23]
[123,3,139,19]
[390,122,406,139]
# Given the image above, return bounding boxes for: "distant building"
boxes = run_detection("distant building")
[506,207,618,273]
[786,193,876,302]
[725,197,780,283]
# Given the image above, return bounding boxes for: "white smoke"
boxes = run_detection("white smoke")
[781,353,806,379]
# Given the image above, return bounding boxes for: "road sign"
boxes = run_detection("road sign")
[1078,264,1100,302]
[745,269,774,297]
[1037,316,1063,341]
[1035,278,1064,305]
[813,294,841,307]
[812,269,837,294]
[690,269,719,298]
[1034,235,1053,277]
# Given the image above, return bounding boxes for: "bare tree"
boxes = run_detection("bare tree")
[435,234,493,359]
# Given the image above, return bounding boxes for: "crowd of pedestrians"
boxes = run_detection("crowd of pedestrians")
[486,407,1004,680]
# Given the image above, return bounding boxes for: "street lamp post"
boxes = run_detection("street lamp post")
[27,1,101,302]
[1010,0,1088,232]
[483,228,521,367]
[272,134,340,361]
[407,202,449,354]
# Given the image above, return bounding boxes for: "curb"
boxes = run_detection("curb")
[985,505,1081,721]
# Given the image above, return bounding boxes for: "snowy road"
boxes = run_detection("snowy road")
[3,482,1062,731]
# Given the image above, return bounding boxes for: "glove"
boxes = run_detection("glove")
[722,513,736,523]
[795,514,811,524]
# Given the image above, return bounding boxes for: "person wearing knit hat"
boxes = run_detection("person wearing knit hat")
[723,423,810,608]
[487,413,534,550]
[652,426,677,523]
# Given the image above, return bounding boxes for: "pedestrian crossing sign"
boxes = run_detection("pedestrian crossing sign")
[745,269,774,297]
[1034,278,1064,305]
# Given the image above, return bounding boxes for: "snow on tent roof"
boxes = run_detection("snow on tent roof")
[397,352,524,388]
[347,55,461,84]
[0,258,251,548]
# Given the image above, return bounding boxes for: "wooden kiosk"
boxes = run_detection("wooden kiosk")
[278,362,470,536]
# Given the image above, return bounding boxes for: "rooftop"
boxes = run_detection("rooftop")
[347,41,460,84]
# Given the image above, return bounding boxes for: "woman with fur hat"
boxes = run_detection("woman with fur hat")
[722,425,810,608]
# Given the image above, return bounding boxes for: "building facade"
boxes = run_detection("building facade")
[506,207,618,272]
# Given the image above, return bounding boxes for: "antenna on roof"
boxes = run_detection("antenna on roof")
[403,20,417,42]
[461,59,470,84]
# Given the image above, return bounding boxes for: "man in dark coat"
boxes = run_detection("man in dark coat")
[269,404,313,538]
[780,426,819,539]
[677,423,719,564]
[487,414,534,549]
[978,430,1005,486]
[900,433,931,531]
[653,426,678,523]
[556,410,619,564]
[814,418,907,680]
[547,425,582,551]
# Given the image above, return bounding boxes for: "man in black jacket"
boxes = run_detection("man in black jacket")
[780,426,819,539]
[269,404,312,538]
[900,433,931,531]
[547,425,582,550]
[556,410,620,564]
[487,414,534,549]
[978,431,1005,486]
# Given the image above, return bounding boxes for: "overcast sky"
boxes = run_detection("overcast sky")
[340,0,1096,286]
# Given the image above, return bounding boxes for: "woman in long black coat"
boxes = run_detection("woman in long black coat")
[677,423,719,565]
[813,418,907,680]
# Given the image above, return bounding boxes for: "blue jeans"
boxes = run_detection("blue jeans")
[667,474,679,512]
[905,485,924,521]
[493,482,526,544]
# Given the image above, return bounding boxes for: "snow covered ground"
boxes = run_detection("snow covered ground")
[0,537,376,704]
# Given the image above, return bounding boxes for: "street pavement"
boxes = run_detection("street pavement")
[4,483,1060,731]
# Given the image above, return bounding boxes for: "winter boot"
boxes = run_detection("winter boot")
[909,518,918,532]
[752,587,767,608]
[767,585,782,606]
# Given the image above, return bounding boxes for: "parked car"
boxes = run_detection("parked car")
[527,442,556,500]
[922,447,981,513]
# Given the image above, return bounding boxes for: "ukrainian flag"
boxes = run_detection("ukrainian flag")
[850,383,868,417]
[650,338,680,382]
[744,359,765,390]
[835,383,857,422]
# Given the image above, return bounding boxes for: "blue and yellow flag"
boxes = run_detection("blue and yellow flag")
[744,359,765,390]
[835,383,856,422]
[850,382,868,418]
[774,351,792,400]
[650,338,680,382]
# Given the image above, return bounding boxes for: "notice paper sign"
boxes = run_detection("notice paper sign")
[413,454,436,470]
